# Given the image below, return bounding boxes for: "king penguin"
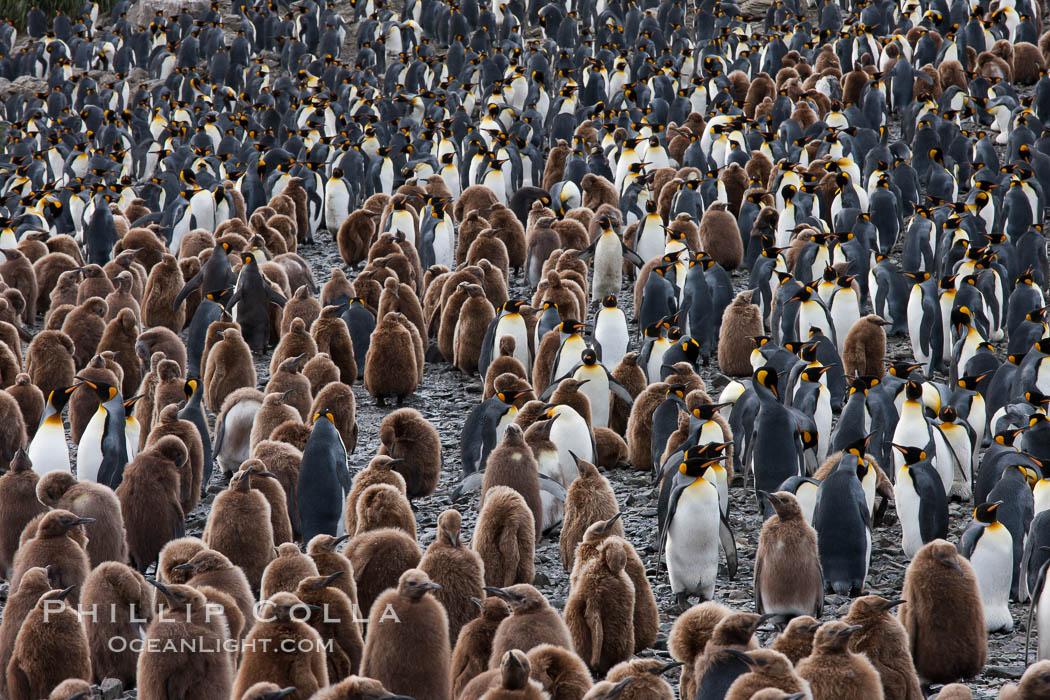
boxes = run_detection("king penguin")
[75,377,128,489]
[658,455,738,611]
[28,385,77,476]
[960,501,1016,633]
[479,300,532,380]
[891,444,948,560]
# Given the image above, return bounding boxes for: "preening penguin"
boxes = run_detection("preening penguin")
[565,537,636,675]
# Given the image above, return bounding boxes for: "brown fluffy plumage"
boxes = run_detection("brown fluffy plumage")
[473,485,536,587]
[360,569,450,700]
[376,408,442,499]
[560,459,621,570]
[419,509,485,645]
[770,615,820,665]
[0,567,52,698]
[261,541,319,599]
[36,471,127,567]
[565,539,635,674]
[117,436,187,573]
[843,596,922,700]
[754,491,823,618]
[10,509,90,603]
[669,601,731,700]
[6,589,92,700]
[0,449,47,576]
[296,572,364,682]
[345,526,421,619]
[80,562,154,685]
[898,539,986,685]
[488,584,574,665]
[202,468,276,593]
[796,621,885,700]
[452,597,512,697]
[842,314,887,378]
[718,290,763,376]
[353,483,416,538]
[724,649,810,700]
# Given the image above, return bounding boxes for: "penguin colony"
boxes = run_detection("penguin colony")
[4,0,1050,697]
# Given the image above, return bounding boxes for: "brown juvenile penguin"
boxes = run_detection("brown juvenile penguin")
[80,561,154,685]
[10,509,91,602]
[241,460,294,545]
[311,305,358,384]
[345,526,422,619]
[295,571,363,682]
[360,569,450,700]
[484,336,529,399]
[770,615,821,665]
[842,314,887,378]
[269,317,317,376]
[252,392,300,452]
[6,588,92,700]
[303,352,340,395]
[565,538,636,675]
[452,596,512,696]
[376,407,442,499]
[609,352,645,436]
[104,270,140,322]
[6,374,44,440]
[215,388,265,476]
[177,548,256,639]
[419,509,485,645]
[363,314,419,404]
[204,328,257,413]
[625,382,670,473]
[898,539,987,685]
[796,621,884,700]
[46,678,93,700]
[699,201,744,270]
[483,425,544,539]
[718,290,763,376]
[724,649,810,700]
[150,358,186,425]
[36,470,127,567]
[148,404,204,513]
[232,591,328,699]
[337,210,379,265]
[306,534,359,614]
[265,355,313,423]
[669,601,731,700]
[560,458,621,570]
[157,536,208,584]
[97,309,141,396]
[352,483,417,538]
[0,249,37,322]
[203,469,275,591]
[488,584,574,664]
[24,329,76,399]
[601,658,679,700]
[0,567,52,698]
[141,254,186,332]
[343,454,407,538]
[754,490,823,619]
[998,660,1050,699]
[281,285,322,334]
[455,284,497,374]
[692,612,764,699]
[474,485,536,587]
[843,596,922,700]
[568,516,658,654]
[0,449,47,575]
[116,436,187,573]
[525,643,593,700]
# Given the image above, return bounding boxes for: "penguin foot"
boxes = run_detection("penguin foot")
[673,592,691,614]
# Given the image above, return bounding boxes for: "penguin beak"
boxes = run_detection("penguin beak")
[333,534,350,545]
[145,578,171,596]
[54,585,77,601]
[173,563,195,571]
[604,677,633,697]
[841,625,863,637]
[880,599,906,611]
[723,649,755,666]
[425,582,442,592]
[483,586,511,601]
[600,512,621,533]
[654,661,684,676]
[72,517,96,526]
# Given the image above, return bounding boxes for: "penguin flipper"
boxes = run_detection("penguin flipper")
[538,472,567,501]
[573,239,598,261]
[620,239,645,268]
[753,554,764,613]
[173,270,203,310]
[450,471,483,501]
[265,287,288,306]
[656,484,688,570]
[719,509,738,579]
[608,376,635,405]
[213,412,227,454]
[477,315,501,377]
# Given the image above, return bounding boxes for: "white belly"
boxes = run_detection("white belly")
[29,423,71,476]
[551,419,589,483]
[894,473,923,559]
[76,410,107,483]
[971,528,1014,632]
[666,488,721,599]
[594,312,628,370]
